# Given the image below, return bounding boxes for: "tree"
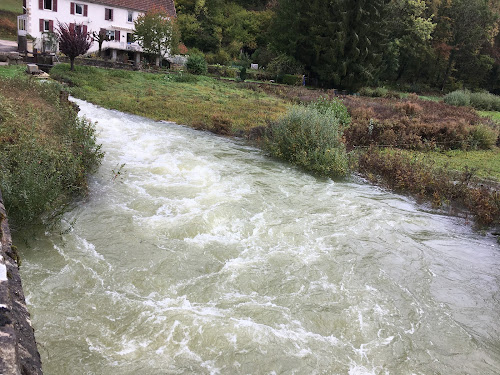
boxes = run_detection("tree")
[381,0,435,82]
[57,22,93,71]
[134,6,180,66]
[271,0,388,90]
[91,29,110,57]
[433,0,497,89]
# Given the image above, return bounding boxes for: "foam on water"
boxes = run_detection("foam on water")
[16,99,500,374]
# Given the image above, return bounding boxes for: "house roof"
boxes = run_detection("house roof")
[88,0,176,17]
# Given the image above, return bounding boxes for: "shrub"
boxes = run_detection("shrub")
[469,124,498,149]
[359,87,374,97]
[469,92,500,111]
[444,90,470,107]
[265,105,349,177]
[358,87,389,98]
[309,96,351,127]
[280,74,302,86]
[0,77,103,226]
[372,87,389,97]
[186,53,207,75]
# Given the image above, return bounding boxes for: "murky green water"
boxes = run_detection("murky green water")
[16,99,500,374]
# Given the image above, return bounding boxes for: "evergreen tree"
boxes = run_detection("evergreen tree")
[271,0,387,90]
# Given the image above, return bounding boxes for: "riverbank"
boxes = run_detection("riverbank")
[0,69,103,228]
[3,64,498,229]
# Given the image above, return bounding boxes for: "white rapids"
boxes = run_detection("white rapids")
[17,99,500,374]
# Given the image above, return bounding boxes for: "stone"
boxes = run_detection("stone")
[0,62,8,66]
[26,64,39,74]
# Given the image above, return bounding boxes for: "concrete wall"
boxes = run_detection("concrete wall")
[0,191,43,375]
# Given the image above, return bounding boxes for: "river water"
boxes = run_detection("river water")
[16,99,500,374]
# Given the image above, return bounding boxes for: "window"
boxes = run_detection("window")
[127,32,133,43]
[44,20,50,31]
[105,8,113,21]
[127,11,133,22]
[105,29,115,40]
[44,0,52,10]
[18,17,26,31]
[75,3,83,15]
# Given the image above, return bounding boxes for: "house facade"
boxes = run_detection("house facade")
[17,0,176,63]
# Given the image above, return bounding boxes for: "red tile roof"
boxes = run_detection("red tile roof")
[87,0,176,17]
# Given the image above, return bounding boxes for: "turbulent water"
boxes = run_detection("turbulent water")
[16,99,500,374]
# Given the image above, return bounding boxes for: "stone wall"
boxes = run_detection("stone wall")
[0,191,42,375]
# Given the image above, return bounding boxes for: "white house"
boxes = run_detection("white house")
[17,0,176,63]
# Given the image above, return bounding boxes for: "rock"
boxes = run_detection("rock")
[26,64,39,74]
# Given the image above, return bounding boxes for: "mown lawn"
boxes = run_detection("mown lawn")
[50,64,289,132]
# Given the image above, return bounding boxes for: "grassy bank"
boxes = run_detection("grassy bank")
[0,72,103,227]
[0,0,21,41]
[46,64,500,228]
[50,64,288,133]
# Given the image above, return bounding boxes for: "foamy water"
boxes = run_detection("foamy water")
[17,99,500,374]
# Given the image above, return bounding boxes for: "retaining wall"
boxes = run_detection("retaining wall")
[0,191,42,375]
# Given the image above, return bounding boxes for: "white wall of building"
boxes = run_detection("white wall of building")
[24,0,143,54]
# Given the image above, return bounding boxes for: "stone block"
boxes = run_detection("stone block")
[26,64,39,74]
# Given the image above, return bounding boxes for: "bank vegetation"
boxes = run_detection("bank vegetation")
[0,71,103,227]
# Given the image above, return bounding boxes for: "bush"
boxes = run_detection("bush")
[309,96,351,127]
[186,53,207,75]
[469,124,498,149]
[279,74,302,86]
[469,92,500,111]
[358,86,390,98]
[342,96,495,150]
[444,90,470,107]
[265,105,349,177]
[0,77,103,226]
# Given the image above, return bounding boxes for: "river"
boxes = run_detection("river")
[16,99,500,374]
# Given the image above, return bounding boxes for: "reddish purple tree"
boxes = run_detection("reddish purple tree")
[57,22,93,71]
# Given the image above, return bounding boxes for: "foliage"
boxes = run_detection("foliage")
[271,0,387,90]
[91,29,110,57]
[57,22,93,71]
[343,96,499,150]
[186,53,208,74]
[308,97,351,127]
[134,6,180,65]
[0,77,103,227]
[469,92,500,112]
[444,90,500,111]
[265,105,349,177]
[443,90,470,107]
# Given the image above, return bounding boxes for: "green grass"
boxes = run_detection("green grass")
[404,148,500,182]
[0,65,25,78]
[50,64,289,132]
[0,0,22,13]
[479,111,500,124]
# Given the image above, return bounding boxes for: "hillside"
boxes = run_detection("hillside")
[0,0,21,41]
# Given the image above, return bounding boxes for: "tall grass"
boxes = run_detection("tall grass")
[0,76,103,227]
